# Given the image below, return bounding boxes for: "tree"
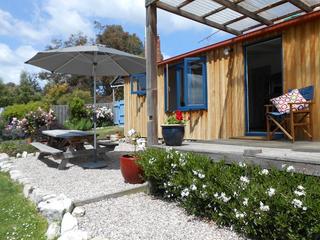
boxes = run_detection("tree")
[0,79,16,108]
[95,23,144,56]
[16,71,42,104]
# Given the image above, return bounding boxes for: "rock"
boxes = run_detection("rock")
[16,153,22,158]
[42,194,57,201]
[72,207,85,217]
[22,151,28,158]
[30,188,50,204]
[23,184,34,198]
[46,222,61,240]
[0,153,9,162]
[58,230,88,240]
[27,153,35,157]
[0,162,14,172]
[38,194,73,222]
[61,212,78,234]
[10,170,23,181]
[17,177,31,185]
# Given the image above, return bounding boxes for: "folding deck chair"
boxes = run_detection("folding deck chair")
[265,86,314,142]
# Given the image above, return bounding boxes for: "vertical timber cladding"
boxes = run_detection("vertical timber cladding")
[124,78,148,137]
[156,43,245,140]
[283,19,320,140]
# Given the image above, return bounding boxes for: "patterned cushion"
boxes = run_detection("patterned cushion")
[271,89,307,114]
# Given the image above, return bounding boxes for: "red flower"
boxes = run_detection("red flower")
[175,110,183,121]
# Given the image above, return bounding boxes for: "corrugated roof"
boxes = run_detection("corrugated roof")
[156,0,320,34]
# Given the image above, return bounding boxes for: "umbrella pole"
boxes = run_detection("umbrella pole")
[93,62,97,162]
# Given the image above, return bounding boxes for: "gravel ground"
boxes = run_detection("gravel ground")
[12,151,145,202]
[78,193,245,240]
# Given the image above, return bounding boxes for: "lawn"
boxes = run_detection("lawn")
[0,173,47,240]
[92,126,124,140]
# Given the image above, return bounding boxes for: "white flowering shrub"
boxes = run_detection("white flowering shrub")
[137,148,320,240]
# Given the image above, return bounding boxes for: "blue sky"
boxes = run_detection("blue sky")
[0,0,234,84]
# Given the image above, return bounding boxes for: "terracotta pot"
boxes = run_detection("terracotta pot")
[120,155,145,184]
[26,137,32,144]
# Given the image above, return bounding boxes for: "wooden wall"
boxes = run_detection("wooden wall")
[124,19,320,140]
[283,19,320,139]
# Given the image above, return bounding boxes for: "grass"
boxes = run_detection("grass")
[0,140,37,157]
[0,173,47,240]
[91,126,124,139]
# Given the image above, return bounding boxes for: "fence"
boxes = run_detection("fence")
[52,103,114,125]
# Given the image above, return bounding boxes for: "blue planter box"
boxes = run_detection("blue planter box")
[161,124,185,146]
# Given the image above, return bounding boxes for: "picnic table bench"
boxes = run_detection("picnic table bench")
[31,130,118,170]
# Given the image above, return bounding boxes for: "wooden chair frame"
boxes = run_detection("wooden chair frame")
[265,101,313,142]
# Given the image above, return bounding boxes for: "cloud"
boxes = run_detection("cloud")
[0,44,39,84]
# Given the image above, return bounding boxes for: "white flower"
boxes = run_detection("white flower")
[214,192,219,198]
[239,162,246,168]
[294,190,305,197]
[281,164,287,169]
[240,176,250,184]
[202,184,207,189]
[192,170,198,175]
[171,163,177,168]
[260,169,269,175]
[233,191,238,197]
[128,128,136,137]
[234,209,245,219]
[220,192,231,203]
[292,199,303,208]
[266,187,276,197]
[302,206,308,211]
[149,157,156,164]
[286,166,295,172]
[190,184,197,191]
[181,188,190,198]
[165,147,173,152]
[297,185,305,191]
[259,201,270,212]
[243,198,249,206]
[198,173,205,179]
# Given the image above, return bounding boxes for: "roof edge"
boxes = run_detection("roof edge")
[158,10,320,66]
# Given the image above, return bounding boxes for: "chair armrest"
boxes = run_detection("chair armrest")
[265,104,275,113]
[288,101,313,111]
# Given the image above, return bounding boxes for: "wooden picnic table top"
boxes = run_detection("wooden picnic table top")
[42,130,94,139]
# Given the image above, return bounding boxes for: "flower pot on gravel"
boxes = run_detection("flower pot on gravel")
[120,155,145,184]
[161,124,185,146]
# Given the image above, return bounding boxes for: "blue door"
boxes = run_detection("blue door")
[114,100,125,125]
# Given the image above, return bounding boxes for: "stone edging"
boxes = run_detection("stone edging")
[0,153,88,240]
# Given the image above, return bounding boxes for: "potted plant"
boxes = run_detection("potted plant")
[161,110,186,146]
[119,129,146,184]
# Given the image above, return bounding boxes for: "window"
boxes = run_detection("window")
[131,73,146,96]
[165,57,207,111]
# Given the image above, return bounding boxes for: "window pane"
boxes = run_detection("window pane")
[167,67,177,111]
[187,61,204,105]
[138,75,146,92]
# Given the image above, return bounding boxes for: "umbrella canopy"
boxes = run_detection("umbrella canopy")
[25,44,146,76]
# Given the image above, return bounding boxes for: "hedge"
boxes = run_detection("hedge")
[137,148,320,240]
[1,101,48,121]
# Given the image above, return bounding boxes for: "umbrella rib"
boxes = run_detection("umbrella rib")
[52,53,81,73]
[112,55,146,69]
[99,53,129,76]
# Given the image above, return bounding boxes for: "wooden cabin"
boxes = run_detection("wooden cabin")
[125,1,320,142]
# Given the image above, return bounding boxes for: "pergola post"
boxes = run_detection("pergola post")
[146,2,158,146]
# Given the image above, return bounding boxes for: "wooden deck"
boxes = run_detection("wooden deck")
[154,140,320,177]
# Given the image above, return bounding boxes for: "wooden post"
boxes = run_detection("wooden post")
[146,3,158,146]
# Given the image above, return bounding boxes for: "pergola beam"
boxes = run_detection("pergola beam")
[211,0,273,26]
[287,0,313,12]
[156,1,241,35]
[145,0,158,7]
[177,0,194,9]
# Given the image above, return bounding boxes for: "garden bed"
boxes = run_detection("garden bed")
[138,148,320,240]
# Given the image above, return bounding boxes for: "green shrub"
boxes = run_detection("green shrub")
[1,101,48,121]
[0,140,37,157]
[138,148,320,240]
[64,118,93,131]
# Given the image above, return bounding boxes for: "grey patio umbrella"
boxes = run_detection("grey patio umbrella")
[25,44,146,157]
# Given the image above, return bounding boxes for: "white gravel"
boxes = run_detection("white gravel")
[78,193,245,240]
[12,151,145,202]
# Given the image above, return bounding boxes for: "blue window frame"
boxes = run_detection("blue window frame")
[165,57,207,112]
[131,73,146,96]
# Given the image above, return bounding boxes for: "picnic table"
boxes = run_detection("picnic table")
[31,129,118,170]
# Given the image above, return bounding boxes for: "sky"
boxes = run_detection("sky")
[0,0,234,84]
